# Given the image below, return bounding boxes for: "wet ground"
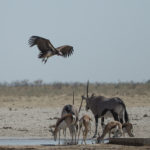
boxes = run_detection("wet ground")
[0,138,149,150]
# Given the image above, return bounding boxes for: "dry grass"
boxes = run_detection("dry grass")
[0,82,150,108]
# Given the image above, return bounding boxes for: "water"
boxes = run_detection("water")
[0,138,109,146]
[0,139,55,146]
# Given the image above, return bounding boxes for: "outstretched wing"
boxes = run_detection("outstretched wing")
[28,36,56,52]
[56,45,74,57]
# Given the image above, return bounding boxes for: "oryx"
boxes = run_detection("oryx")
[80,81,129,138]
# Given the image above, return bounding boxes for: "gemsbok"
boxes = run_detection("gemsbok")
[80,81,129,138]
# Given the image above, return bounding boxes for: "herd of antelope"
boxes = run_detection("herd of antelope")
[49,81,134,145]
[28,36,134,145]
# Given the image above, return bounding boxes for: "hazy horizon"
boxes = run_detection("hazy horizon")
[0,79,149,85]
[0,0,150,83]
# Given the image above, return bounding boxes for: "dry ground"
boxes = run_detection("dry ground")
[0,83,150,149]
[0,95,150,139]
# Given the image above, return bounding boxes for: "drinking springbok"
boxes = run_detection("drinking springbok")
[122,122,134,137]
[49,118,66,145]
[110,122,134,138]
[53,113,76,144]
[97,121,123,143]
[61,104,78,143]
[80,81,129,138]
[77,114,92,144]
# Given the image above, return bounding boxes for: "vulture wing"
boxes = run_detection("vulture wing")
[28,36,56,52]
[56,45,74,57]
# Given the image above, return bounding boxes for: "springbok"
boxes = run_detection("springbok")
[61,104,78,143]
[77,115,92,144]
[122,122,134,137]
[80,81,129,138]
[111,122,134,138]
[53,113,76,144]
[49,118,66,145]
[28,36,74,63]
[97,121,123,143]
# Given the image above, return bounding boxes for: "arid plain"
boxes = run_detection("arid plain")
[0,82,150,149]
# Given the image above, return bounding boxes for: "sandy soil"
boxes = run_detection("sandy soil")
[0,106,150,139]
[0,95,150,149]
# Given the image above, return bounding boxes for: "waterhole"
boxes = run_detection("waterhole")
[0,138,109,146]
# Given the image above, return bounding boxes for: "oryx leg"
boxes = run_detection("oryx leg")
[101,116,104,127]
[93,114,98,138]
[111,111,119,122]
[100,109,109,128]
[120,118,123,124]
[118,111,124,124]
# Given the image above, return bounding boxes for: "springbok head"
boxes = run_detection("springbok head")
[64,105,75,115]
[49,125,55,136]
[53,128,58,141]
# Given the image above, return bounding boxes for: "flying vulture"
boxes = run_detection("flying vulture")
[28,36,74,63]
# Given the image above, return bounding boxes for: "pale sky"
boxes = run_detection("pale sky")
[0,0,150,83]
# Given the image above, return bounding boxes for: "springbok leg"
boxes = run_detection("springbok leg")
[59,131,60,145]
[44,58,48,64]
